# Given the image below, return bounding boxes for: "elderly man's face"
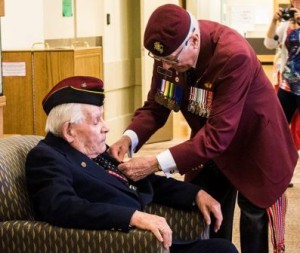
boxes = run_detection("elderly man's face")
[68,104,109,158]
[161,31,200,72]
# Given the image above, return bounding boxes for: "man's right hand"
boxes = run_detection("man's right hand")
[129,211,172,250]
[108,135,131,162]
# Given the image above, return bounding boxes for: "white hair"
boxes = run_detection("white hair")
[189,12,200,36]
[172,11,200,54]
[45,103,85,137]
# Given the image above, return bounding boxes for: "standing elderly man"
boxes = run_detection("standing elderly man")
[25,76,238,253]
[109,4,298,253]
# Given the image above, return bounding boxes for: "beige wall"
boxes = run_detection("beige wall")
[103,0,142,144]
[0,0,277,143]
[104,0,179,144]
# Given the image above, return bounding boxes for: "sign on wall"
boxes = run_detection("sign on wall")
[227,4,255,36]
[222,0,273,37]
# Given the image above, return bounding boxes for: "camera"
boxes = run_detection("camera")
[281,8,296,21]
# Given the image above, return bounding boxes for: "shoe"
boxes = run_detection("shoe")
[288,183,294,188]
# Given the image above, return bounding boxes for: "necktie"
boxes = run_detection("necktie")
[93,153,128,183]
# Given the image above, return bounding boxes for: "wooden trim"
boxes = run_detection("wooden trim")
[0,96,6,138]
[257,54,274,63]
[0,0,4,16]
[0,95,6,107]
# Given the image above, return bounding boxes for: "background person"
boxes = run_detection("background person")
[109,4,298,253]
[264,0,300,177]
[25,76,238,253]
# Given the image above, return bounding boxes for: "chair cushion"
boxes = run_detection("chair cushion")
[0,135,42,221]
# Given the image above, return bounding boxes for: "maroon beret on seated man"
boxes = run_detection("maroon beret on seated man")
[42,75,105,115]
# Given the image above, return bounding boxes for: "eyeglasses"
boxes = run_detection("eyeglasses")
[148,27,196,65]
[148,38,189,65]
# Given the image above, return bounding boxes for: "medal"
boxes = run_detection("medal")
[173,103,180,112]
[167,99,175,110]
[155,78,183,112]
[155,91,164,104]
[188,86,214,118]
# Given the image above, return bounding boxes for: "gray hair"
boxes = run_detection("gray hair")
[45,103,85,137]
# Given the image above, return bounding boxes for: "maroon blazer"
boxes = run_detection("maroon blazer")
[127,20,298,208]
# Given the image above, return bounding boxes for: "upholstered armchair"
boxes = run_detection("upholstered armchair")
[0,135,209,253]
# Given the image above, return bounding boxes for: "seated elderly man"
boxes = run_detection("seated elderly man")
[25,76,238,253]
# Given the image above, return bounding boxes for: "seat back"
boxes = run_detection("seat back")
[0,135,42,221]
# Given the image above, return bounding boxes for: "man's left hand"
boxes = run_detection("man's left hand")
[195,189,223,233]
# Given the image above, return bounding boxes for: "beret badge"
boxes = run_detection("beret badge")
[154,41,164,54]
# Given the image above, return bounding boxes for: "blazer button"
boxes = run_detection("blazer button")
[81,162,87,168]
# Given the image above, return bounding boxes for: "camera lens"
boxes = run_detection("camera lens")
[281,8,295,21]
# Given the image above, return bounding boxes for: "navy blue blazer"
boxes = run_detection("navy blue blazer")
[25,133,201,232]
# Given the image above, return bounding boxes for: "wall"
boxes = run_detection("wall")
[76,0,103,37]
[103,0,141,144]
[1,0,104,50]
[187,0,222,22]
[43,0,74,39]
[0,0,276,143]
[1,0,44,49]
[0,0,139,144]
[44,0,103,39]
[187,0,273,38]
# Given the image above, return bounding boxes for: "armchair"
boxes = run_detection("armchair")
[0,135,208,253]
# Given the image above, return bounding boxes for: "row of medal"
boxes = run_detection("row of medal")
[154,78,214,118]
[187,86,214,118]
[154,79,183,112]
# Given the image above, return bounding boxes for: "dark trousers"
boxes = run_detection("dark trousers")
[238,193,269,253]
[190,161,269,253]
[277,87,300,123]
[171,238,238,253]
[190,161,237,241]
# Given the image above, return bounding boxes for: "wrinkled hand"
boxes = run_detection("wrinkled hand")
[108,135,131,162]
[195,190,223,233]
[130,210,172,250]
[118,156,158,181]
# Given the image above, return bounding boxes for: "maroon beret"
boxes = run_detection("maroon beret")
[144,4,191,57]
[42,76,105,115]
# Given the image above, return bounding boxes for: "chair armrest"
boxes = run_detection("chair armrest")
[0,220,164,253]
[145,203,209,240]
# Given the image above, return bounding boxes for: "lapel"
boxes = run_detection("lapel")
[44,134,130,191]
